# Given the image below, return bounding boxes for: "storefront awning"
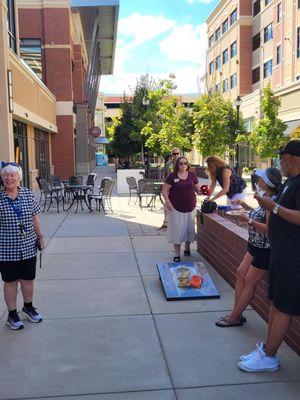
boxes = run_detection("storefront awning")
[95,137,110,144]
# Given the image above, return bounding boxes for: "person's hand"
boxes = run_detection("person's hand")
[231,199,244,207]
[39,236,45,251]
[238,212,249,223]
[254,194,276,211]
[166,201,173,211]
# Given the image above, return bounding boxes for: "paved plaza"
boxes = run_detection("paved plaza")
[0,166,299,400]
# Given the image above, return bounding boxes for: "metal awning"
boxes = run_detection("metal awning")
[95,137,110,144]
[71,1,119,112]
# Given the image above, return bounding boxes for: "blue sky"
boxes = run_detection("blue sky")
[100,0,219,94]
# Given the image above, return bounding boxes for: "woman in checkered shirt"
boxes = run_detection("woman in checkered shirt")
[0,162,44,330]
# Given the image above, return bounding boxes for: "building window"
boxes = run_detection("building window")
[253,32,260,51]
[231,41,237,58]
[252,67,260,83]
[215,27,221,41]
[265,0,272,5]
[215,55,221,70]
[230,8,237,25]
[264,23,273,43]
[298,0,300,8]
[215,83,221,93]
[230,73,237,88]
[209,34,214,47]
[297,27,300,58]
[222,78,228,93]
[223,48,229,64]
[222,19,228,34]
[253,0,261,17]
[7,0,17,53]
[277,2,282,23]
[296,75,300,80]
[264,59,273,78]
[20,39,43,80]
[276,45,281,64]
[209,61,214,74]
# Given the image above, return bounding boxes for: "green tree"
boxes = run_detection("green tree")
[291,125,300,140]
[193,93,243,157]
[108,101,140,157]
[249,83,287,158]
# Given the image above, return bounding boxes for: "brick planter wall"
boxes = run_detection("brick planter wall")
[197,211,300,355]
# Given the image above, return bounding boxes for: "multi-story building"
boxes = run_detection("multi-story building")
[206,0,300,145]
[0,0,118,188]
[0,0,57,188]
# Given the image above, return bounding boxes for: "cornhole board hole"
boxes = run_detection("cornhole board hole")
[157,261,220,301]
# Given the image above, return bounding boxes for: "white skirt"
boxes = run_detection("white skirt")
[167,208,196,245]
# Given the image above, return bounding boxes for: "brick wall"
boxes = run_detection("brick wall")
[197,211,300,355]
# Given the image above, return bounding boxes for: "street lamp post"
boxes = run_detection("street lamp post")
[234,95,242,175]
[142,97,150,177]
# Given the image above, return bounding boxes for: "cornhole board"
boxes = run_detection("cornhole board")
[157,261,220,301]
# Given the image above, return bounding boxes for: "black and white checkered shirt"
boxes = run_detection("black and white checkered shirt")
[0,187,40,261]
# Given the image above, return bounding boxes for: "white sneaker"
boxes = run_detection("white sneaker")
[238,347,280,372]
[240,342,280,365]
[7,313,24,330]
[240,342,265,361]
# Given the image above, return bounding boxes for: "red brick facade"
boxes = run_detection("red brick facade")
[18,7,83,177]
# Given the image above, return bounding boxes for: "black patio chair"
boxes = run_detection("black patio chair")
[40,179,64,213]
[126,176,138,204]
[137,179,158,209]
[35,177,43,204]
[64,175,83,201]
[88,178,114,213]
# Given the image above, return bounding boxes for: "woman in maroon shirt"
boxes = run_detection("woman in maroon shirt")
[162,157,201,262]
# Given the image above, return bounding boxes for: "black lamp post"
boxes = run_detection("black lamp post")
[142,97,150,177]
[234,95,242,175]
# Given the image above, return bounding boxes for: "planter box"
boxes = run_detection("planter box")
[197,210,300,355]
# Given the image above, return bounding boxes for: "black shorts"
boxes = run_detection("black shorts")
[248,243,270,270]
[268,263,300,316]
[0,257,37,282]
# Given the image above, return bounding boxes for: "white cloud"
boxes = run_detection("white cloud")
[160,23,207,71]
[187,0,215,4]
[118,13,177,47]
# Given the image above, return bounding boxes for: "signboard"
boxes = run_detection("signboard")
[89,126,101,138]
[157,261,220,301]
[96,153,108,166]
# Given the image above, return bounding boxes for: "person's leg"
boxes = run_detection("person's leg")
[264,305,292,356]
[185,241,190,251]
[174,244,180,258]
[3,281,19,310]
[234,252,253,307]
[19,279,34,303]
[229,266,267,322]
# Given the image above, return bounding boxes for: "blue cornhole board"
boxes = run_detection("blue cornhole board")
[157,261,220,301]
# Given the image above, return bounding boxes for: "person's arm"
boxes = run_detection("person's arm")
[208,178,216,197]
[249,211,270,234]
[232,199,254,211]
[255,194,300,226]
[162,182,173,210]
[210,169,231,202]
[33,214,45,250]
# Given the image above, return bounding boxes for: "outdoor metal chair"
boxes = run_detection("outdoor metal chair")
[126,176,138,204]
[64,175,83,201]
[35,177,43,204]
[40,179,64,213]
[88,178,114,213]
[137,179,158,209]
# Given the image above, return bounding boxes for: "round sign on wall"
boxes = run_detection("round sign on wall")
[89,126,101,138]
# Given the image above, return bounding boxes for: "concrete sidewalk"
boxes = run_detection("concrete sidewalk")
[0,165,299,400]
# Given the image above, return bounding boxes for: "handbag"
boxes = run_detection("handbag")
[201,199,217,214]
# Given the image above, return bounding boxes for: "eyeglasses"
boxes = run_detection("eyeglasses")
[172,152,179,155]
[179,162,188,165]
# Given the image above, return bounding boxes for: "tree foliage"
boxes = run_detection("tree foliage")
[192,93,244,157]
[249,83,287,158]
[291,126,300,140]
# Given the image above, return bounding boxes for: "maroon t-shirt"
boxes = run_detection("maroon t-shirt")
[166,172,198,212]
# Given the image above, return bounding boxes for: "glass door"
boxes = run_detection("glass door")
[34,129,50,179]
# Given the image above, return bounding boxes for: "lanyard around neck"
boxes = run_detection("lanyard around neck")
[7,196,23,221]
